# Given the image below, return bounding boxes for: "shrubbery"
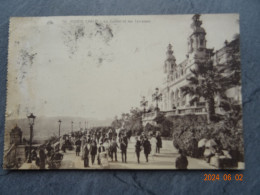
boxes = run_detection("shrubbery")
[171,114,244,161]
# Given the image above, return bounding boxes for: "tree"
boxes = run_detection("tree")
[111,108,143,135]
[216,35,242,127]
[152,88,162,110]
[219,98,242,130]
[182,60,226,123]
[127,107,143,135]
[154,112,173,137]
[218,35,241,87]
[111,116,122,129]
[140,96,148,114]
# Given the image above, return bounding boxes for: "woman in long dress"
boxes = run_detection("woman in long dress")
[98,142,109,168]
[83,143,90,167]
[150,135,157,156]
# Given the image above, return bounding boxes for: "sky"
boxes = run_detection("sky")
[6,14,239,120]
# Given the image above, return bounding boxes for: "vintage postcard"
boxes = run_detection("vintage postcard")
[4,14,244,170]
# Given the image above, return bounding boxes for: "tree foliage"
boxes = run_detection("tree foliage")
[172,115,244,161]
[218,35,241,87]
[182,60,227,122]
[111,107,143,135]
[154,112,173,137]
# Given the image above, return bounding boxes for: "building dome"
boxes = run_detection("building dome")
[190,14,206,35]
[10,125,22,135]
[10,125,23,145]
[194,26,205,34]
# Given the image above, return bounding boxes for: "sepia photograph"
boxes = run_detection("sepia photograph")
[4,14,244,170]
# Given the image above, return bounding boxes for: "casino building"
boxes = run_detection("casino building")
[142,14,241,126]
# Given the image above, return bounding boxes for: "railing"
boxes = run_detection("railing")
[162,107,207,117]
[164,110,176,117]
[195,108,203,113]
[142,106,207,121]
[197,102,206,107]
[3,144,17,169]
[142,112,157,120]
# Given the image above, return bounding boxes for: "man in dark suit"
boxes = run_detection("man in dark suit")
[120,135,127,163]
[175,149,188,169]
[110,137,119,161]
[90,139,97,165]
[75,138,82,156]
[156,134,162,153]
[135,136,142,163]
[143,137,151,162]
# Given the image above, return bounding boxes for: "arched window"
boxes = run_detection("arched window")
[176,89,179,100]
[171,91,175,101]
[200,38,204,46]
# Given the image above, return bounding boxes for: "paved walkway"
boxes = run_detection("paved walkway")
[59,138,216,170]
[19,138,215,170]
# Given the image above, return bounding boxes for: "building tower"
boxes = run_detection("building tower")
[187,14,208,63]
[164,43,177,82]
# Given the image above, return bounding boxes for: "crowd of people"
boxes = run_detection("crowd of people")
[24,142,64,169]
[59,129,164,167]
[23,128,189,169]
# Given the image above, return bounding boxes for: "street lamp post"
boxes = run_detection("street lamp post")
[152,88,162,110]
[140,96,148,114]
[27,113,36,163]
[58,120,62,138]
[58,120,62,151]
[71,121,74,133]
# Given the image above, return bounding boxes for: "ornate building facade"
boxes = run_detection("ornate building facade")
[161,14,213,117]
[142,14,241,126]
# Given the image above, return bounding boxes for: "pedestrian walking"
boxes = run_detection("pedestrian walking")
[96,131,101,144]
[126,130,132,141]
[143,137,151,162]
[46,142,53,157]
[87,135,91,144]
[135,136,142,163]
[175,149,188,169]
[98,142,109,167]
[110,137,119,161]
[75,138,82,156]
[25,147,29,161]
[140,132,145,145]
[108,129,113,141]
[150,135,157,156]
[81,136,87,159]
[32,149,38,161]
[90,140,97,165]
[39,148,46,169]
[61,142,66,153]
[83,143,90,167]
[156,134,162,153]
[120,135,127,163]
[97,142,106,165]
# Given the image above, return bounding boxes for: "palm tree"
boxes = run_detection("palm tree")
[182,60,227,123]
[140,96,148,114]
[152,88,162,110]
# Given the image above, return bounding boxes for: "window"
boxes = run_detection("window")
[200,38,204,46]
[176,89,179,100]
